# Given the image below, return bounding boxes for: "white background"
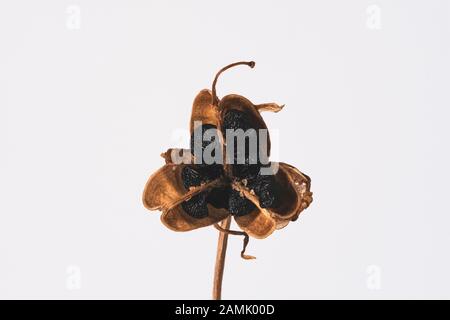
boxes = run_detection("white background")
[1,0,449,299]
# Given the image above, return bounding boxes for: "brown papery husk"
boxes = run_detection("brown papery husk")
[232,206,277,239]
[233,162,313,233]
[142,163,225,213]
[142,164,189,211]
[189,89,228,168]
[143,162,229,231]
[269,162,313,221]
[162,203,229,232]
[218,94,272,158]
[190,89,221,133]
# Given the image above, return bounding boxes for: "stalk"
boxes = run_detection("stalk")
[212,216,232,300]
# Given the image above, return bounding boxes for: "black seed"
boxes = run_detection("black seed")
[223,110,253,131]
[181,166,205,189]
[232,164,261,180]
[196,164,224,181]
[190,124,219,160]
[207,186,231,209]
[228,189,256,217]
[182,165,224,191]
[223,110,263,165]
[181,192,208,219]
[248,173,279,209]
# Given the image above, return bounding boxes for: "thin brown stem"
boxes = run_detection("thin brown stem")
[211,61,255,106]
[212,216,231,300]
[214,224,256,260]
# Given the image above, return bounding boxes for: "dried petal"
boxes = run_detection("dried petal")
[190,89,220,133]
[160,148,192,164]
[230,162,313,235]
[142,164,188,211]
[161,203,229,232]
[233,208,276,239]
[264,162,313,222]
[255,102,285,113]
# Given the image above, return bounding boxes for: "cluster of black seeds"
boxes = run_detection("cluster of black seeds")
[222,109,253,132]
[228,189,256,216]
[222,110,260,165]
[206,186,230,209]
[247,173,279,208]
[182,184,256,219]
[180,112,280,219]
[223,110,269,215]
[181,166,205,189]
[182,124,224,218]
[181,193,208,219]
[232,164,260,180]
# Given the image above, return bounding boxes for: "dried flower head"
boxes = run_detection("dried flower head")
[143,61,312,240]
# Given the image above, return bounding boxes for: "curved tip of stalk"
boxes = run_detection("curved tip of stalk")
[212,60,256,106]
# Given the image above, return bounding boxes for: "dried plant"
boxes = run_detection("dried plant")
[142,61,313,299]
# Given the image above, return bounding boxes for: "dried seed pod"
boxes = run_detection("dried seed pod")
[142,61,314,300]
[143,163,228,231]
[232,162,313,236]
[142,61,313,240]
